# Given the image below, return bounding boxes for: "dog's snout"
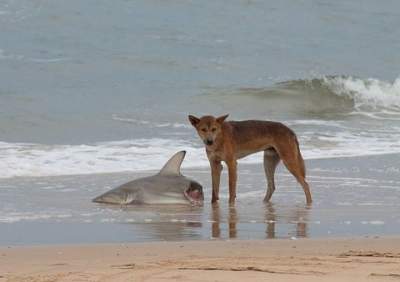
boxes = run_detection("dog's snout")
[205,139,213,146]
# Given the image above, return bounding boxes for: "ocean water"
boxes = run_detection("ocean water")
[0,0,400,244]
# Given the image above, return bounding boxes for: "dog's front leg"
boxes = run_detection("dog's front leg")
[210,160,222,203]
[226,159,237,204]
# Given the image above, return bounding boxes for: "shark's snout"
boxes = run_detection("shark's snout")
[184,180,204,206]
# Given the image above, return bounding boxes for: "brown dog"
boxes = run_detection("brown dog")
[188,114,312,205]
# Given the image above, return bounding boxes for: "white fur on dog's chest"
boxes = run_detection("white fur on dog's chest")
[206,150,226,161]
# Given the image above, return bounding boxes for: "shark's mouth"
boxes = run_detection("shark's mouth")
[184,181,204,206]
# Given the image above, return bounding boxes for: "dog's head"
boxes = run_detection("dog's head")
[188,114,229,147]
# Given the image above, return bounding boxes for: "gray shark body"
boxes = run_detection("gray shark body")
[92,151,203,205]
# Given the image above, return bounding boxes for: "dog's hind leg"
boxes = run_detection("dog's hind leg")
[279,147,312,204]
[263,148,281,202]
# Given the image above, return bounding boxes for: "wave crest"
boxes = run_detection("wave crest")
[221,76,400,117]
[323,76,400,111]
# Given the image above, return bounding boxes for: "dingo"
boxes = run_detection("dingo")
[188,114,312,205]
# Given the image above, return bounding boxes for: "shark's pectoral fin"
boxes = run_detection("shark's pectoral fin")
[158,151,186,176]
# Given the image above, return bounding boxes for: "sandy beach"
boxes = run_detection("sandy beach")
[1,237,400,282]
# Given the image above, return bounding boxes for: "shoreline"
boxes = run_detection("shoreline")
[1,237,400,281]
[1,152,400,245]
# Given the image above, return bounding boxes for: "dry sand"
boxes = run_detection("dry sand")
[1,237,400,282]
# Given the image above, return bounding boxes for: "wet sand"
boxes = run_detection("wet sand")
[1,237,400,282]
[1,153,400,245]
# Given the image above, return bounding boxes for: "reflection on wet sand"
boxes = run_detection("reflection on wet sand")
[264,203,310,239]
[265,203,275,239]
[211,204,221,238]
[211,203,310,239]
[120,205,204,241]
[211,204,238,239]
[98,202,310,241]
[133,222,203,241]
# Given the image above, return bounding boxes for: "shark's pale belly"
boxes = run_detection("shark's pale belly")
[140,192,189,205]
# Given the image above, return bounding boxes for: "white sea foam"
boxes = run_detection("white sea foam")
[361,220,385,225]
[369,220,385,225]
[28,57,70,63]
[1,126,400,178]
[0,212,72,223]
[111,114,190,128]
[286,119,345,128]
[324,76,400,111]
[301,127,400,160]
[0,139,208,178]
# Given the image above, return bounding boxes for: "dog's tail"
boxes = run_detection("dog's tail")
[294,136,306,178]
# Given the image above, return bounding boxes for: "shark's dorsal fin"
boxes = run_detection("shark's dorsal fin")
[158,151,186,176]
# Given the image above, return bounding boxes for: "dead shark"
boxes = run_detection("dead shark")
[92,151,204,205]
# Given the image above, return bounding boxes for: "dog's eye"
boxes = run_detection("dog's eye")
[211,128,217,132]
[201,128,207,132]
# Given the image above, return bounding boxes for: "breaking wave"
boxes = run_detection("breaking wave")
[220,76,400,117]
[323,76,400,111]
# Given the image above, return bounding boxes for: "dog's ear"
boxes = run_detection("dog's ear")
[188,115,200,127]
[216,114,229,124]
